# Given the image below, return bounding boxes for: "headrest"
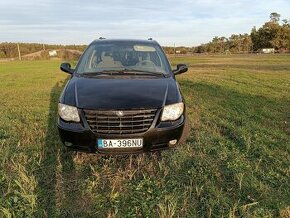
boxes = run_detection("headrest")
[102,56,114,62]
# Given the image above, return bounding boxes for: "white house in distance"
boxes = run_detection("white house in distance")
[261,48,275,54]
[48,50,57,57]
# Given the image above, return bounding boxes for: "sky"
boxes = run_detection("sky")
[0,0,290,46]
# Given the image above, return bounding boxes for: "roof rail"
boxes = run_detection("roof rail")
[99,37,106,40]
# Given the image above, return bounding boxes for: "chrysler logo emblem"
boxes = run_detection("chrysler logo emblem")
[116,111,124,117]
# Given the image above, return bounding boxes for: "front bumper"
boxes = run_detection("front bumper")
[57,109,186,154]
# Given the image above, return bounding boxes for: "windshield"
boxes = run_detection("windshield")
[76,42,171,75]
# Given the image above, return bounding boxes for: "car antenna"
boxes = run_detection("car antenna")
[99,37,106,40]
[148,38,153,40]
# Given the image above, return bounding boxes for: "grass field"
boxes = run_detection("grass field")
[0,54,290,217]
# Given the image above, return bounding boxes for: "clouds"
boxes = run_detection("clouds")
[0,0,290,46]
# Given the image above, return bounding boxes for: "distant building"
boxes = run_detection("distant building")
[48,50,57,57]
[261,48,275,54]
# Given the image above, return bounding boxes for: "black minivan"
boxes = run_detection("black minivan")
[58,39,190,154]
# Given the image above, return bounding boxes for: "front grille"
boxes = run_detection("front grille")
[84,109,157,134]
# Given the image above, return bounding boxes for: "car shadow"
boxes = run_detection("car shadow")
[35,80,77,216]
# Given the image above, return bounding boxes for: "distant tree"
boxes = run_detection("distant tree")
[271,21,290,51]
[179,47,187,54]
[270,12,281,23]
[195,45,206,53]
[282,19,289,25]
[251,13,290,51]
[162,47,174,54]
[241,34,252,53]
[250,27,260,51]
[219,36,227,53]
[226,34,252,53]
[207,36,227,53]
[229,34,241,53]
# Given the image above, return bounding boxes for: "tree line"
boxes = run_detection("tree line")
[195,12,290,54]
[0,43,86,59]
[163,12,290,54]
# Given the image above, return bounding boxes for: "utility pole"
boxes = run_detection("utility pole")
[174,43,176,58]
[17,43,21,60]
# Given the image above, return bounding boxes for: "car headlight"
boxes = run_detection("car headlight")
[161,102,184,121]
[58,103,80,122]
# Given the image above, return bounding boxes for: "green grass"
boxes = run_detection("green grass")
[0,55,289,217]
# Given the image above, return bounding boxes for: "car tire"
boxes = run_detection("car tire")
[178,114,191,145]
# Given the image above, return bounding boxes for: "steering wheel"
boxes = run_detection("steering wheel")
[136,60,155,66]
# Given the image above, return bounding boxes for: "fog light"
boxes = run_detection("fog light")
[65,141,73,147]
[169,139,177,147]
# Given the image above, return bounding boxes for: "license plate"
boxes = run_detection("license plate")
[97,138,143,149]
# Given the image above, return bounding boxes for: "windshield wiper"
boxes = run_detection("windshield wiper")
[81,68,166,77]
[81,70,124,76]
[121,68,166,77]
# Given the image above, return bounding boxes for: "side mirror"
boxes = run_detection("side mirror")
[60,62,74,74]
[173,64,188,75]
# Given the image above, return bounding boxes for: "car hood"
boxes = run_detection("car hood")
[61,76,182,109]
